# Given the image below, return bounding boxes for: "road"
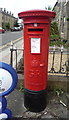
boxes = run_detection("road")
[0,30,23,46]
[0,30,23,69]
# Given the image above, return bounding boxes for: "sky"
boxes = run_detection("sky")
[0,0,57,18]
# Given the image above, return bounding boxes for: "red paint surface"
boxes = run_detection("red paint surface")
[18,10,56,91]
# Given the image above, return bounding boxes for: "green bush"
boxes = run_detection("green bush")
[50,22,59,40]
[67,18,69,21]
[50,22,59,35]
[50,40,67,48]
[50,34,60,40]
[6,22,10,30]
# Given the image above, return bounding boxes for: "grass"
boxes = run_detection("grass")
[19,83,24,92]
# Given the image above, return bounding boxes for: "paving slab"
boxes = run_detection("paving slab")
[6,89,69,119]
[6,89,26,118]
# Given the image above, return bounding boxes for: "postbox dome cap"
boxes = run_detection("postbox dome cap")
[18,9,56,19]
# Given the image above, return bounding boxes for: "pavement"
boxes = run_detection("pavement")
[6,89,69,119]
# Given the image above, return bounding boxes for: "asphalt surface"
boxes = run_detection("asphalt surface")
[0,30,23,46]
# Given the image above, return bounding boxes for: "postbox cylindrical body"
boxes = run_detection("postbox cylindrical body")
[18,10,56,112]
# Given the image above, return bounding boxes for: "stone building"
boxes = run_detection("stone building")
[53,0,69,40]
[0,8,17,30]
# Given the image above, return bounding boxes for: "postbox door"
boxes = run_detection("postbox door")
[24,24,50,91]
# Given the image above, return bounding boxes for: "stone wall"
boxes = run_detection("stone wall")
[17,73,69,92]
[0,8,17,29]
[53,1,69,40]
[48,52,67,72]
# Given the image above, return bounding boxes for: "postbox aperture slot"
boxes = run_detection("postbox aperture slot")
[28,28,43,32]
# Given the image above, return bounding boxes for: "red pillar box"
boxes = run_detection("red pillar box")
[18,10,56,112]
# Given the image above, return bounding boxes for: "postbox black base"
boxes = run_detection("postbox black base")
[24,89,47,112]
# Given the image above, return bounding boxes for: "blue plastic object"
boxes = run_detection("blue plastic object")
[0,62,18,96]
[0,97,7,113]
[2,108,12,119]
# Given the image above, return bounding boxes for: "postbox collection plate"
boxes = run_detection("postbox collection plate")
[31,38,40,53]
